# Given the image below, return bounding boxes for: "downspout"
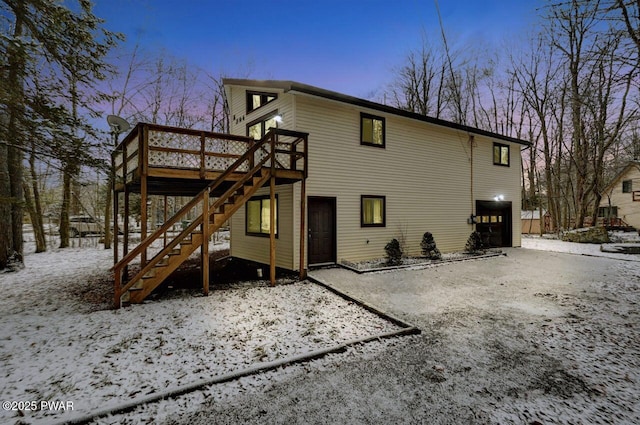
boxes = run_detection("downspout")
[469,135,475,225]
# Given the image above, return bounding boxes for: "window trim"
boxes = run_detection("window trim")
[246,91,278,114]
[361,195,386,227]
[622,180,632,193]
[245,194,279,238]
[246,110,279,139]
[493,142,510,167]
[360,113,386,148]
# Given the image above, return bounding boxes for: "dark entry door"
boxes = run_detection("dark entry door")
[308,197,336,265]
[475,200,512,248]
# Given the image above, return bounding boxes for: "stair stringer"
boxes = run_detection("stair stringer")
[125,169,272,304]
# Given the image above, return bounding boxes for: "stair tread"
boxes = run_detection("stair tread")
[124,167,273,304]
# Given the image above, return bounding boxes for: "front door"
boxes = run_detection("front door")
[475,200,512,248]
[308,197,336,265]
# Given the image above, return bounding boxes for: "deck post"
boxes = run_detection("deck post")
[269,174,276,286]
[202,188,210,296]
[299,179,307,280]
[199,132,206,179]
[114,190,119,264]
[140,174,148,267]
[163,195,168,247]
[123,186,130,280]
[140,125,148,266]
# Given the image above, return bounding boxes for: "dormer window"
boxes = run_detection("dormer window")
[247,91,277,113]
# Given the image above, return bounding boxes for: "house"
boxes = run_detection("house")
[521,209,550,234]
[598,161,640,229]
[110,79,530,306]
[223,79,530,269]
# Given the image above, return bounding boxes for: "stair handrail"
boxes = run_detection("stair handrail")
[114,128,307,304]
[114,131,279,301]
[117,153,273,298]
[113,136,267,272]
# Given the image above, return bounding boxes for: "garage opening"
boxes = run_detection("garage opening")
[475,200,512,248]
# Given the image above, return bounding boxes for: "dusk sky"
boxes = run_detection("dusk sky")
[94,0,545,98]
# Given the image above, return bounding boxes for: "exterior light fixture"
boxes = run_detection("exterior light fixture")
[274,114,283,123]
[493,194,505,202]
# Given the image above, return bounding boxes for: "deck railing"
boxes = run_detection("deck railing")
[113,124,250,184]
[112,127,308,305]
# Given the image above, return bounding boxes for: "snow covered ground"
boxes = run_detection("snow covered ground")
[522,233,640,262]
[1,233,639,424]
[0,237,403,424]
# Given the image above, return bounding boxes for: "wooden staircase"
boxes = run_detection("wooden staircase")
[112,129,307,308]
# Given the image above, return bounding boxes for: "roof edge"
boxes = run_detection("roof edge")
[223,78,532,146]
[601,161,640,195]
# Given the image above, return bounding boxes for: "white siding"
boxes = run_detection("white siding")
[293,94,522,263]
[226,83,524,269]
[227,85,295,137]
[230,184,296,269]
[600,165,640,229]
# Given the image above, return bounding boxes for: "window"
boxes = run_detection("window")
[361,113,385,147]
[622,180,632,193]
[246,195,278,237]
[598,206,618,217]
[361,195,385,227]
[246,91,277,113]
[493,143,510,166]
[247,112,278,139]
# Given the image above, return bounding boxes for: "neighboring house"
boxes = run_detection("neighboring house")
[223,79,530,269]
[599,161,640,229]
[521,210,550,234]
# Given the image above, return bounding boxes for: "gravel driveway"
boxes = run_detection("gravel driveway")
[168,247,639,424]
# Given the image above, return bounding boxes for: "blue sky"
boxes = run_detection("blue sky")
[94,0,545,98]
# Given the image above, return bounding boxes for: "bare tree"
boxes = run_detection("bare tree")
[0,0,120,267]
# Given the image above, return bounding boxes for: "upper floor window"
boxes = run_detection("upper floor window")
[247,112,278,139]
[361,113,385,148]
[493,143,510,166]
[361,195,386,227]
[247,91,277,114]
[622,180,632,193]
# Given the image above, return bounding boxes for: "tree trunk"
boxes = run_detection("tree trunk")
[0,137,12,270]
[29,141,46,252]
[2,6,25,270]
[23,181,46,253]
[104,174,112,250]
[59,165,72,248]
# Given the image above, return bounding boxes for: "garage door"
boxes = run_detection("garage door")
[475,200,512,248]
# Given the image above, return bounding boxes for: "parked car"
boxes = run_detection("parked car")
[66,215,103,237]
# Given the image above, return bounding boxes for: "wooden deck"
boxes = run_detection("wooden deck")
[113,123,307,196]
[111,123,309,307]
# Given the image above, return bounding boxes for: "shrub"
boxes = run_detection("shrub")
[465,231,484,254]
[420,232,442,260]
[384,238,403,266]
